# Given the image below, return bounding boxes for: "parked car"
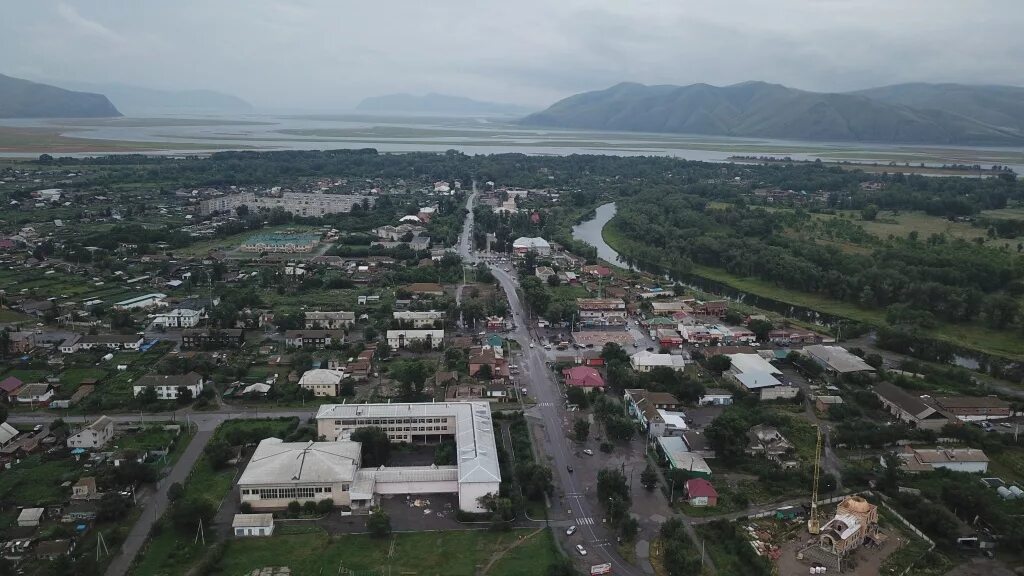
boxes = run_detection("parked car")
[566,525,577,536]
[583,449,594,456]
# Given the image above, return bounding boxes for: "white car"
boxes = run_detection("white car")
[582,449,594,456]
[529,342,535,348]
[566,525,577,536]
[575,544,587,556]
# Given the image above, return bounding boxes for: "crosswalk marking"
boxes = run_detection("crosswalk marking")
[576,517,595,525]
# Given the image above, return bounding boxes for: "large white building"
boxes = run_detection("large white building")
[304,311,355,330]
[132,372,205,400]
[511,237,551,256]
[298,369,347,397]
[152,308,203,328]
[387,329,444,349]
[315,402,500,512]
[393,310,446,329]
[726,353,797,400]
[238,438,361,511]
[200,192,373,217]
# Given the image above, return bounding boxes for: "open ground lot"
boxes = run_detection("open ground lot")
[197,529,559,576]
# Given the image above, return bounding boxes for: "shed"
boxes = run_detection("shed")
[232,513,275,537]
[18,507,44,527]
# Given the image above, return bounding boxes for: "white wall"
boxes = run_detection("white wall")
[374,481,458,495]
[459,482,500,513]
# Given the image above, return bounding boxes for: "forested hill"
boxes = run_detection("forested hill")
[520,81,1024,145]
[0,73,121,118]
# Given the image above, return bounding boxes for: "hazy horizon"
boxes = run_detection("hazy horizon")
[3,1,1024,112]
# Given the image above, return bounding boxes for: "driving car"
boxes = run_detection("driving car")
[566,525,577,536]
[583,449,594,456]
[567,465,574,473]
[575,544,587,556]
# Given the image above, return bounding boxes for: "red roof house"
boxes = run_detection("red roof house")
[561,366,604,390]
[685,478,718,507]
[0,377,23,397]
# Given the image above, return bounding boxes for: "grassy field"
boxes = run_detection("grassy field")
[0,454,81,506]
[0,309,32,323]
[813,209,1021,250]
[1,368,48,383]
[214,529,560,576]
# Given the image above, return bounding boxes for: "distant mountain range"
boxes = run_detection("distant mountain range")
[0,74,121,118]
[54,81,253,114]
[521,81,1024,145]
[356,93,532,115]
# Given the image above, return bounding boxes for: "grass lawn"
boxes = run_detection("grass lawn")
[1,369,49,383]
[0,309,32,323]
[114,426,179,453]
[60,367,108,385]
[0,454,81,506]
[213,529,559,576]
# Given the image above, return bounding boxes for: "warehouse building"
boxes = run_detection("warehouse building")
[315,402,500,512]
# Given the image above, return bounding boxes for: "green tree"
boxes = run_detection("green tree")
[600,342,630,365]
[203,439,233,470]
[641,463,658,491]
[167,482,184,503]
[515,462,554,500]
[748,319,773,341]
[705,354,732,374]
[351,426,391,467]
[573,418,590,442]
[367,507,392,538]
[861,204,879,221]
[287,500,301,517]
[169,497,215,533]
[565,386,589,408]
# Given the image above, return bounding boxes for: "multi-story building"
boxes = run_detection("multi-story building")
[624,389,686,439]
[298,369,347,397]
[576,298,627,327]
[66,416,114,449]
[132,372,205,400]
[284,330,345,349]
[152,308,203,328]
[304,311,355,330]
[200,191,373,217]
[392,310,445,329]
[387,329,444,349]
[181,329,245,350]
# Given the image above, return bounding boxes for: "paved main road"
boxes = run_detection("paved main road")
[490,265,642,575]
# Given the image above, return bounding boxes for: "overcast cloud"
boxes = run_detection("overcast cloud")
[2,0,1023,110]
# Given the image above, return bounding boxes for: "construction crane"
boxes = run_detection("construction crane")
[808,425,823,534]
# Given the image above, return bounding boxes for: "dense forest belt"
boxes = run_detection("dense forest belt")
[601,216,1024,373]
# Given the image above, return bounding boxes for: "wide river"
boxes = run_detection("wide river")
[5,113,1024,171]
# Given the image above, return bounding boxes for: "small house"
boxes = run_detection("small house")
[18,508,44,527]
[232,513,275,537]
[685,478,718,507]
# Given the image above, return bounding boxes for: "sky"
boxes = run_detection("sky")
[2,0,1024,111]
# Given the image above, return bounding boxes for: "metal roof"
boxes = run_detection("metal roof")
[316,402,500,485]
[237,438,360,485]
[803,345,875,373]
[232,513,274,528]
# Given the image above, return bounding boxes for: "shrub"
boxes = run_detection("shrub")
[316,499,334,514]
